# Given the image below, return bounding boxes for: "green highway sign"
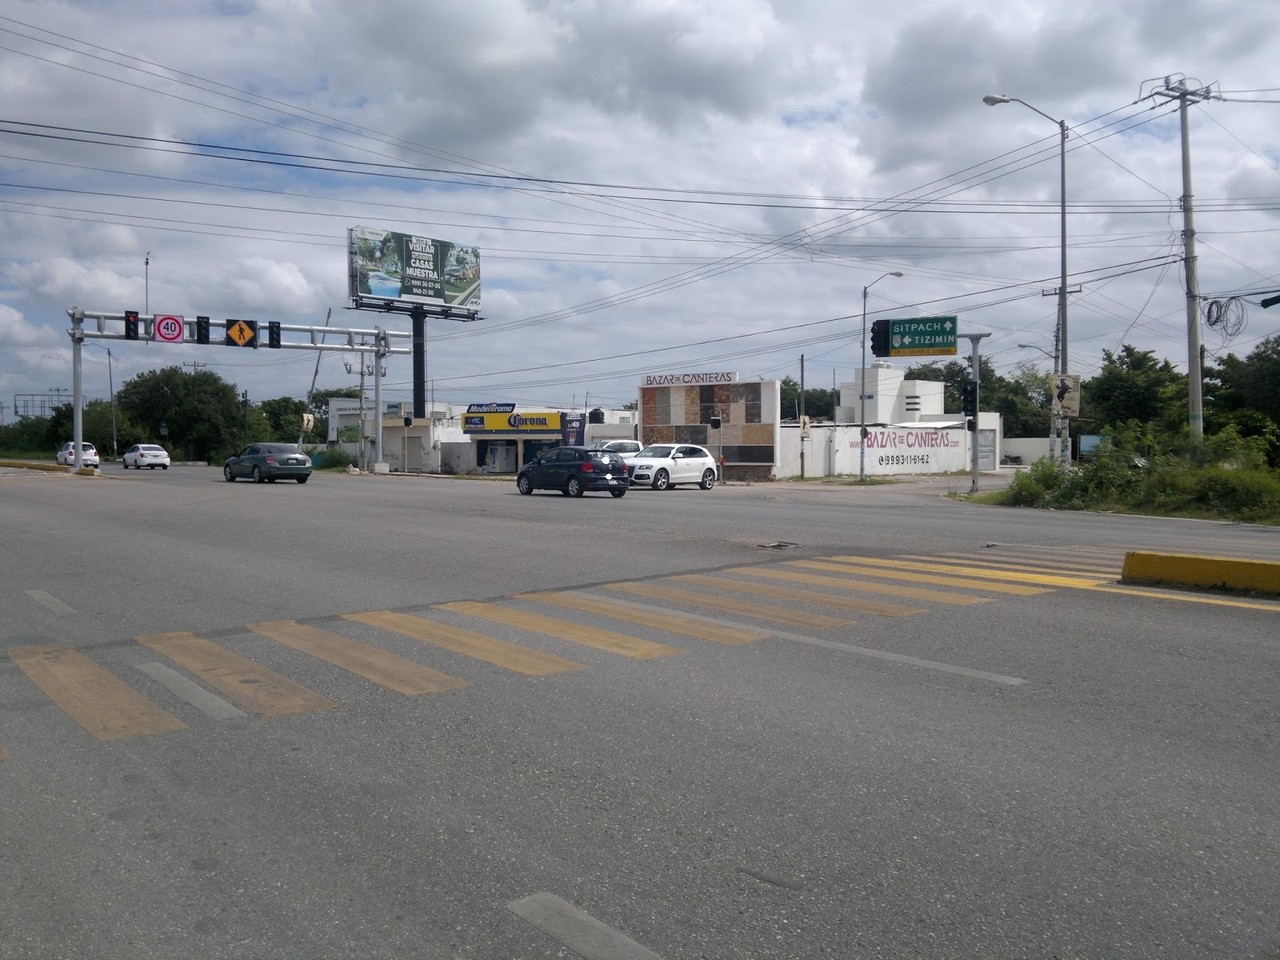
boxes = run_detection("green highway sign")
[873,316,958,357]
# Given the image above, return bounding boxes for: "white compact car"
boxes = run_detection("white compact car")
[628,443,718,490]
[56,441,99,468]
[122,444,171,470]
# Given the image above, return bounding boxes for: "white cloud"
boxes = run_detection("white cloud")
[0,0,1277,415]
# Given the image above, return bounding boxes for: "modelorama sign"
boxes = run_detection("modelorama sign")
[856,425,966,473]
[642,371,738,387]
[348,226,481,311]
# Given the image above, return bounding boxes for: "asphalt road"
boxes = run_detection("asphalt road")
[2,466,1278,959]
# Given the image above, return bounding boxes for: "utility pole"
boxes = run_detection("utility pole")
[799,354,805,479]
[107,348,117,457]
[300,308,332,444]
[1152,76,1217,445]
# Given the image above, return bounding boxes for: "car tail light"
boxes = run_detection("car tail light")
[266,455,278,464]
[581,462,595,472]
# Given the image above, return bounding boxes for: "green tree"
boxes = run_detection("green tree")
[989,362,1052,438]
[115,366,244,461]
[0,413,58,455]
[779,376,838,420]
[1205,336,1280,465]
[904,359,995,413]
[1080,346,1186,446]
[258,396,309,441]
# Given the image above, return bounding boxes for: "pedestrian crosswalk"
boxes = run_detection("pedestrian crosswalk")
[3,545,1276,753]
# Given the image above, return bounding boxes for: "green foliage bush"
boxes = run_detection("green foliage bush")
[998,452,1280,524]
[311,447,357,470]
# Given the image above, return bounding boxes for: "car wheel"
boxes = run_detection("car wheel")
[296,476,308,484]
[267,477,277,483]
[162,465,168,470]
[122,461,128,469]
[610,488,627,498]
[517,474,533,495]
[223,464,235,482]
[566,476,584,498]
[652,469,669,491]
[150,465,157,470]
[700,468,716,490]
[252,466,265,483]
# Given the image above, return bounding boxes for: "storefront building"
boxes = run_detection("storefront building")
[638,372,781,482]
[462,403,586,473]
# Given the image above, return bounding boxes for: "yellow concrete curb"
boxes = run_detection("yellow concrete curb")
[0,460,101,475]
[1122,551,1280,596]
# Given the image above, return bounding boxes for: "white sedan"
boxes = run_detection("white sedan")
[628,443,718,490]
[122,443,171,469]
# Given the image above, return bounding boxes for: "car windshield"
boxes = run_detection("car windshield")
[638,445,674,458]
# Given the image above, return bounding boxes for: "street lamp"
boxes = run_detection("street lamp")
[859,271,904,482]
[984,93,1070,467]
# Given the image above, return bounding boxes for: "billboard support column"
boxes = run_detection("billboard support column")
[412,304,426,419]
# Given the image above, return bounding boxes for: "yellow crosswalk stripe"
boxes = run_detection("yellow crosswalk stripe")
[248,620,470,696]
[735,564,992,605]
[608,580,853,629]
[828,555,1102,589]
[439,601,681,660]
[925,553,1120,576]
[344,610,585,677]
[519,591,767,645]
[136,632,337,717]
[673,572,926,616]
[10,644,186,740]
[797,559,1049,596]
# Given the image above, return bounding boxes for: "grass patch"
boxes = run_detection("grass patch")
[985,456,1280,525]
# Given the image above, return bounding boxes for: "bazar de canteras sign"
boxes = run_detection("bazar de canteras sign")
[463,403,564,433]
[642,371,738,387]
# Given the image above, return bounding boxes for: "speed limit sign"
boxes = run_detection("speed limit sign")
[153,314,185,343]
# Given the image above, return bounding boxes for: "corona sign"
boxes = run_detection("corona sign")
[463,411,563,434]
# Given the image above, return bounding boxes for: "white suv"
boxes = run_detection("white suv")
[56,441,100,468]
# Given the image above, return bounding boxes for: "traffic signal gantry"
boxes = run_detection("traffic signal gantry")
[62,307,412,474]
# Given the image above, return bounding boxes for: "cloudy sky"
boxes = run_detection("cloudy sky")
[2,0,1278,421]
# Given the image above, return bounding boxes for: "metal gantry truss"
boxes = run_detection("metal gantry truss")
[64,308,413,470]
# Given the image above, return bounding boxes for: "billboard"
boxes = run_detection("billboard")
[348,227,481,311]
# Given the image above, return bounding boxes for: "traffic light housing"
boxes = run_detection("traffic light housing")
[962,380,978,418]
[195,315,210,344]
[268,321,281,349]
[709,415,722,429]
[124,310,139,340]
[869,318,890,357]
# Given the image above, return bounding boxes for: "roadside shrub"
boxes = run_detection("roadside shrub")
[312,447,357,470]
[1004,457,1059,507]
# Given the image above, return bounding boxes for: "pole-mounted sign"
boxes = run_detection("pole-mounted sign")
[870,316,958,358]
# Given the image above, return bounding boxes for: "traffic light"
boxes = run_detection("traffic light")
[195,316,210,345]
[268,321,281,349]
[869,318,890,357]
[962,380,978,417]
[709,415,722,429]
[124,310,139,340]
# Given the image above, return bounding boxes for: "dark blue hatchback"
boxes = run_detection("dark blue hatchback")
[516,446,629,498]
